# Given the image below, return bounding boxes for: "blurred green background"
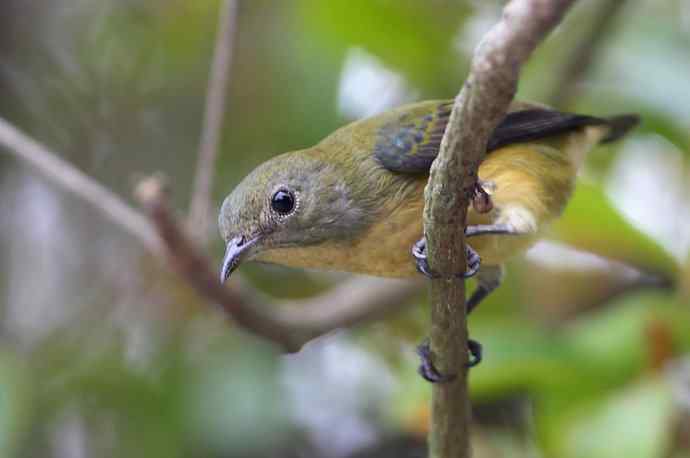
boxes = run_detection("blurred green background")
[0,0,689,457]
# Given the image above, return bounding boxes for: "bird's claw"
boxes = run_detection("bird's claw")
[412,238,436,278]
[467,339,483,367]
[416,338,483,383]
[412,237,481,279]
[417,341,456,383]
[464,243,481,278]
[471,180,495,214]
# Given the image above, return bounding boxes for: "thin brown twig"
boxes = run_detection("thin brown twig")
[548,0,629,108]
[189,0,239,243]
[423,1,577,457]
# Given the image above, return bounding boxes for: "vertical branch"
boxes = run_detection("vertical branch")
[188,0,239,243]
[423,1,577,457]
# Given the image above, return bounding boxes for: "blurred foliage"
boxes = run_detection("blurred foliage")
[297,0,470,94]
[551,182,679,279]
[0,0,689,457]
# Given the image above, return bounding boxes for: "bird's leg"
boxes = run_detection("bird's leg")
[412,238,484,381]
[416,266,502,381]
[467,265,504,314]
[412,237,480,279]
[412,181,508,278]
[467,339,483,367]
[465,223,523,237]
[416,338,483,383]
[414,205,534,378]
[463,222,525,313]
[413,219,523,279]
[412,216,517,380]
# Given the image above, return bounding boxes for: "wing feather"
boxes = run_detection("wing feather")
[373,101,611,174]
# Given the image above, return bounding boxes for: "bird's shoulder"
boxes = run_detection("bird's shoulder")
[318,100,453,172]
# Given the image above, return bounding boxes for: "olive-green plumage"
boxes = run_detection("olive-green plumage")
[218,100,638,300]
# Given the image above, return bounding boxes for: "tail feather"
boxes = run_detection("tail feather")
[602,114,640,143]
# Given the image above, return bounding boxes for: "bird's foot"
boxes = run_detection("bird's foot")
[412,237,436,278]
[471,180,495,214]
[416,338,483,383]
[417,341,455,383]
[465,244,481,278]
[412,237,480,279]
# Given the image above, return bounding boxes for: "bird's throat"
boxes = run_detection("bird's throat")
[255,200,425,278]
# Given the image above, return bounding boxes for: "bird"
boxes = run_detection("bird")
[217,99,638,378]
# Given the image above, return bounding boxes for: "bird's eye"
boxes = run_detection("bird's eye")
[270,189,295,215]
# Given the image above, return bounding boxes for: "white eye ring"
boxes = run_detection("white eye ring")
[269,187,299,218]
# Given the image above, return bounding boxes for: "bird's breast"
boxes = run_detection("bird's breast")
[345,200,425,277]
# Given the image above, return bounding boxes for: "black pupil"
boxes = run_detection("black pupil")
[271,190,294,214]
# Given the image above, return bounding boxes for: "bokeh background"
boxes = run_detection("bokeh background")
[1,0,689,457]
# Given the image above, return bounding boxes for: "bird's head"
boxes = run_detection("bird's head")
[218,151,372,282]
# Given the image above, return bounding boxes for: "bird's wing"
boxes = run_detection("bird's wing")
[372,100,607,174]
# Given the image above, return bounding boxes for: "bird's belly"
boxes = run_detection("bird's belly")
[257,207,537,278]
[346,204,424,277]
[343,217,536,278]
[344,204,538,278]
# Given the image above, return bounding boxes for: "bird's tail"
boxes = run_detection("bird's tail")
[601,114,640,143]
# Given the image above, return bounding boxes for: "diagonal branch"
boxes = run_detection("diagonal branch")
[0,116,421,352]
[0,117,163,254]
[0,0,424,361]
[188,0,239,243]
[423,1,577,457]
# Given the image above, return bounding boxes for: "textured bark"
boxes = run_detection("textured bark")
[422,1,578,457]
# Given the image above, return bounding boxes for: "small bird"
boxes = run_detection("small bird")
[218,100,637,376]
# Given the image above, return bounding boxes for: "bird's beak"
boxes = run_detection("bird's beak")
[220,235,259,283]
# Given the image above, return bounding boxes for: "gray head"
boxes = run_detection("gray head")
[218,151,371,282]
